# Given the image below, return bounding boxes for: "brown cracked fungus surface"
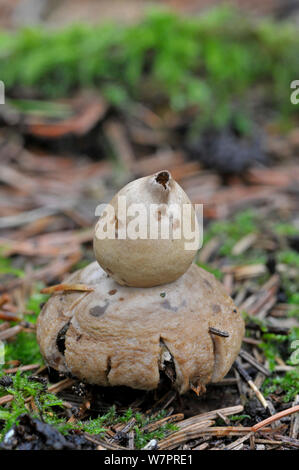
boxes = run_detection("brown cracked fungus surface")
[37,262,244,394]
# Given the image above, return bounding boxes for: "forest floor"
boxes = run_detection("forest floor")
[0,6,299,451]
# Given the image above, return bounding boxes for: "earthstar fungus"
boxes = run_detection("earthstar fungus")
[37,171,244,394]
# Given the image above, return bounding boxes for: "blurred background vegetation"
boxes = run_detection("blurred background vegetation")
[0,5,299,135]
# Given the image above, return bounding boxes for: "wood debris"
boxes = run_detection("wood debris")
[40,284,94,294]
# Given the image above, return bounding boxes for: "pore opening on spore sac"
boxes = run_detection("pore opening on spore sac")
[155,171,170,189]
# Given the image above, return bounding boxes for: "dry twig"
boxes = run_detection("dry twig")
[252,405,299,432]
[40,283,94,294]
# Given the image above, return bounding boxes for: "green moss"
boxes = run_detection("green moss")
[288,305,299,318]
[242,312,268,333]
[26,285,50,319]
[0,371,65,438]
[196,262,223,280]
[263,368,299,403]
[261,328,299,401]
[131,410,178,449]
[4,332,43,366]
[0,378,177,447]
[229,414,251,422]
[76,407,117,435]
[134,422,177,449]
[119,407,134,423]
[203,209,259,258]
[276,250,299,307]
[70,259,91,272]
[278,250,299,268]
[260,333,288,371]
[274,223,299,237]
[0,255,25,278]
[1,284,49,366]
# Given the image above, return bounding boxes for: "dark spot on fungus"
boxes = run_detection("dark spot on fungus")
[76,334,82,342]
[119,297,124,301]
[233,308,237,313]
[162,300,177,312]
[109,289,117,295]
[89,301,109,317]
[203,280,212,290]
[56,321,71,355]
[160,292,166,298]
[212,304,221,314]
[155,171,170,189]
[161,299,186,313]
